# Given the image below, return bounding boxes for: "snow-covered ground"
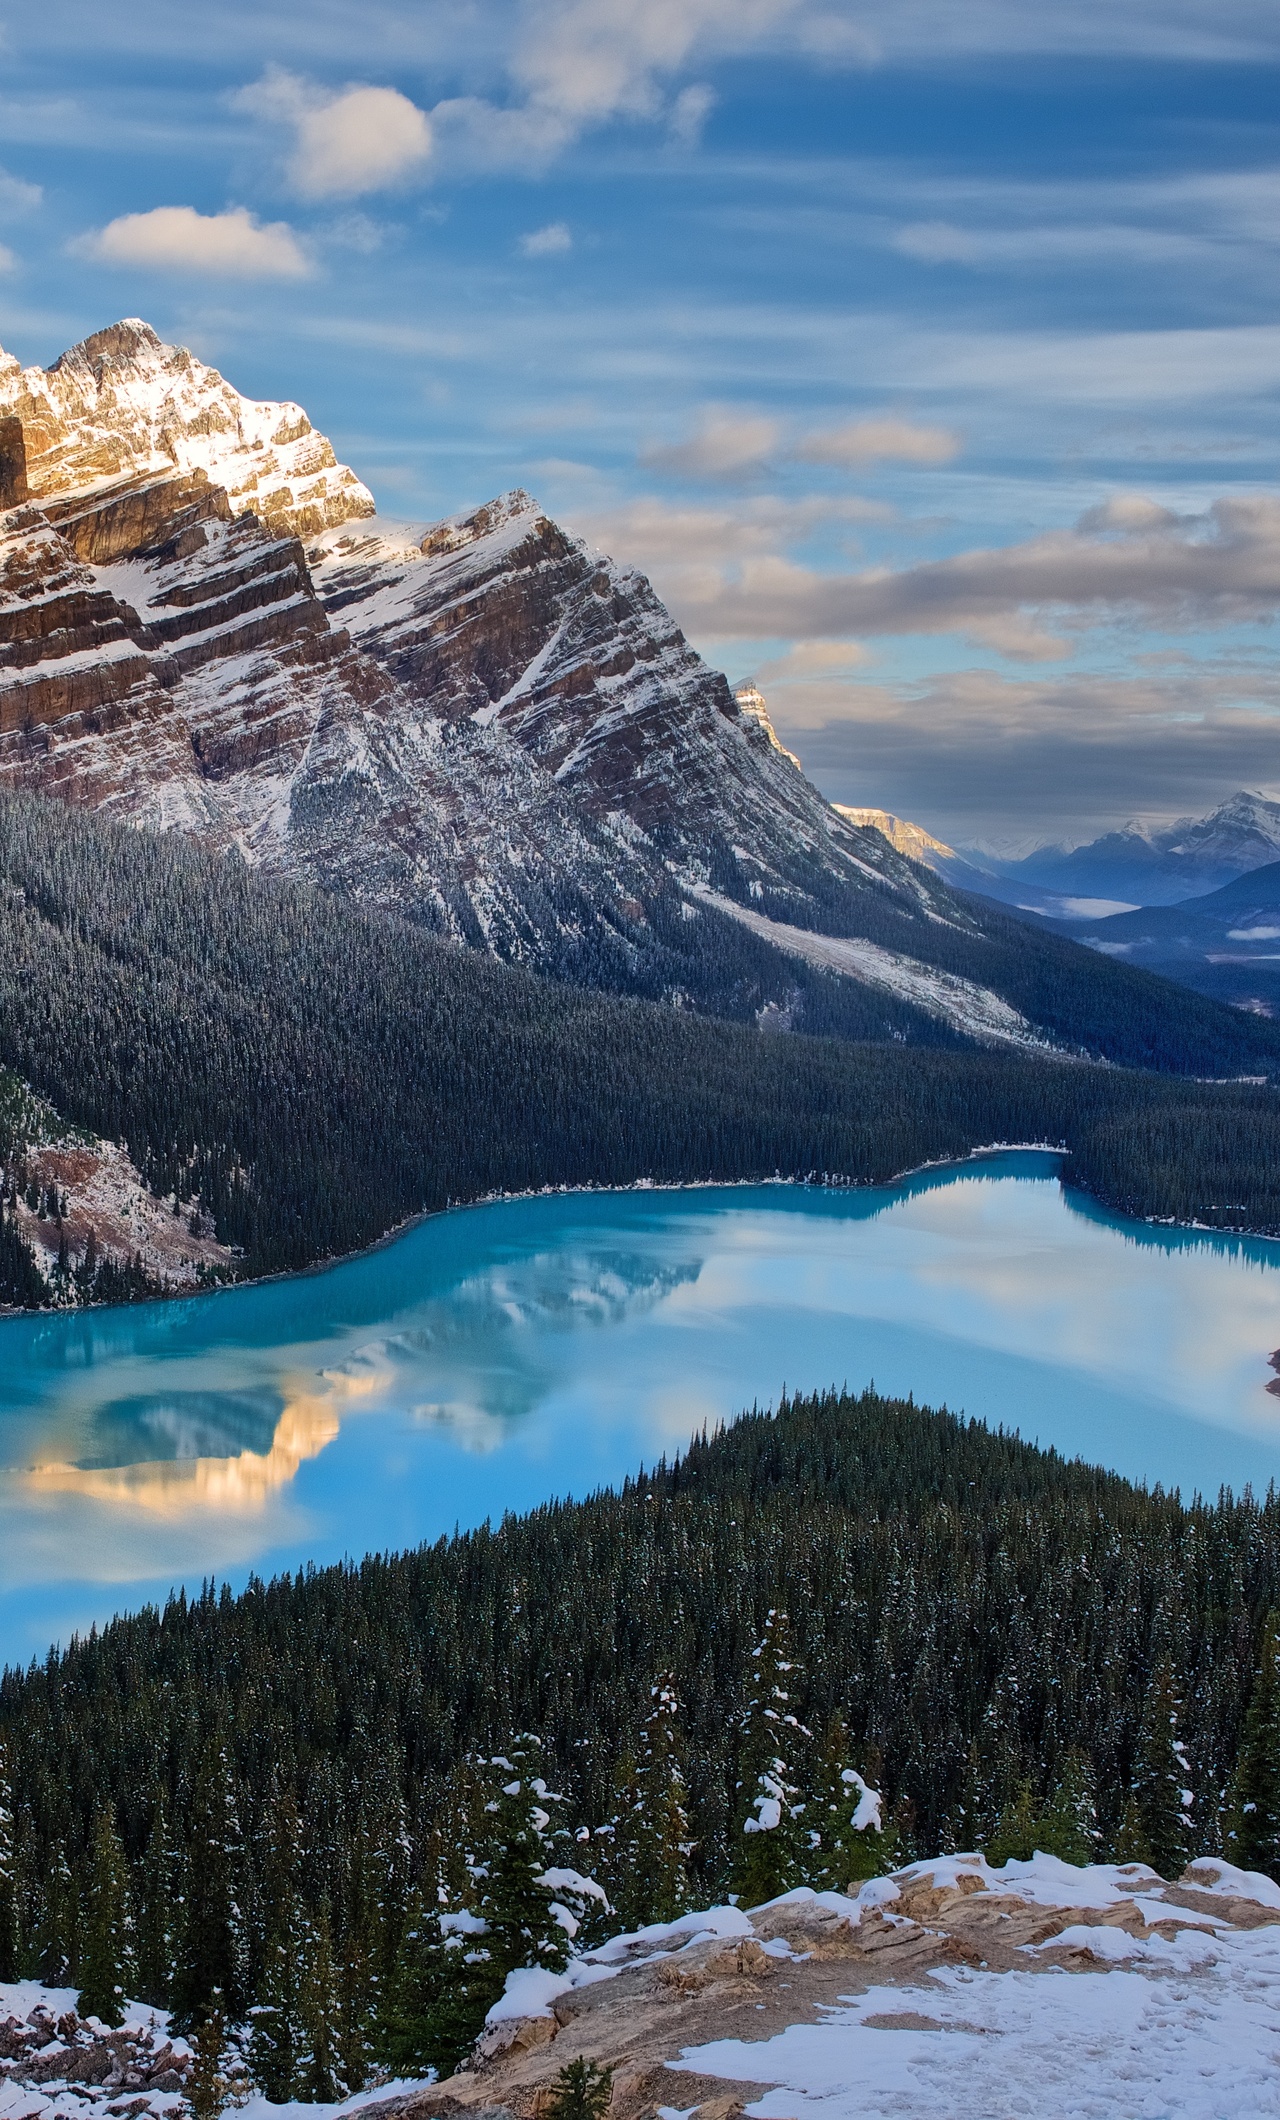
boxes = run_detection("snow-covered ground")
[670,1856,1280,2120]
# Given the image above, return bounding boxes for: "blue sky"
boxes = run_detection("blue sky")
[1,1,1279,848]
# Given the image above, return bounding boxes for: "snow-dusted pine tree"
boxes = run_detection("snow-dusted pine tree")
[0,1740,16,1981]
[477,1738,597,1974]
[170,1740,246,2030]
[77,1806,132,2026]
[601,1679,693,1928]
[1123,1659,1194,1877]
[375,1891,496,2082]
[808,1719,893,1887]
[1038,1749,1102,1867]
[731,1611,811,1905]
[247,1788,305,2101]
[1226,1609,1280,1879]
[34,1842,77,1986]
[296,1906,343,2102]
[133,1790,176,2008]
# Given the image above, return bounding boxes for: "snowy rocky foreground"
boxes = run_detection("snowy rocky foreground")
[385,1854,1280,2120]
[0,1989,190,2120]
[9,1854,1280,2120]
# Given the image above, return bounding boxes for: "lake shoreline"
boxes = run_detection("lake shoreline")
[1,1141,1069,1322]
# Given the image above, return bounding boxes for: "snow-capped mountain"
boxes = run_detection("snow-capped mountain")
[0,318,1271,1065]
[982,791,1280,908]
[0,321,951,973]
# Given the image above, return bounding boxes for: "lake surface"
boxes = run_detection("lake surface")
[2,1149,1280,1668]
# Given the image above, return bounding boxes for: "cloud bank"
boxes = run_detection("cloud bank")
[600,491,1280,657]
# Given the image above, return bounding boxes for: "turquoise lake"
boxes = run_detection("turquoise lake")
[2,1149,1280,1668]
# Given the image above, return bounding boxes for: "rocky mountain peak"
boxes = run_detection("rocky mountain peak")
[0,315,1085,1054]
[0,318,374,538]
[733,683,801,768]
[420,488,540,557]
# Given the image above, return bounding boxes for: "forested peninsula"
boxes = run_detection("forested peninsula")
[1,1387,1278,2093]
[1,789,1280,1311]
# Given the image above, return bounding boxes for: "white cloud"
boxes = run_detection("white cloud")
[778,661,1280,846]
[320,211,388,255]
[519,221,573,257]
[73,205,311,279]
[588,486,1280,661]
[669,83,717,143]
[692,493,1280,650]
[1075,493,1182,534]
[0,167,40,215]
[0,245,15,274]
[756,641,874,680]
[795,417,960,466]
[511,0,795,130]
[237,69,431,198]
[642,409,781,477]
[892,220,980,265]
[643,410,959,480]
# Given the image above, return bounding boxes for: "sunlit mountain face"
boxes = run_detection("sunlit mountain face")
[0,4,1277,859]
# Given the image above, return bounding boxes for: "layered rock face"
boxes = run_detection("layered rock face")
[0,319,960,997]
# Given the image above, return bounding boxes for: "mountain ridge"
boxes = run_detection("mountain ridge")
[0,317,1274,1069]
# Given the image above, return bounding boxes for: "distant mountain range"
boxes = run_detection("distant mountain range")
[0,317,1275,1073]
[1049,861,1280,1017]
[849,791,1280,1018]
[954,791,1280,913]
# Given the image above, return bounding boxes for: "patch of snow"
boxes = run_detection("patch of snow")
[486,1966,574,2024]
[672,1935,1280,2120]
[688,888,1056,1053]
[1183,1857,1280,1907]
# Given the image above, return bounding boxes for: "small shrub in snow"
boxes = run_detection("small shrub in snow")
[545,2057,614,2120]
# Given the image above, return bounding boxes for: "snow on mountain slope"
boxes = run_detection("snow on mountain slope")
[691,888,1053,1051]
[0,319,373,536]
[835,806,960,869]
[0,318,1270,1064]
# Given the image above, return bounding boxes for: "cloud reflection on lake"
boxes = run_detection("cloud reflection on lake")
[1,1152,1279,1662]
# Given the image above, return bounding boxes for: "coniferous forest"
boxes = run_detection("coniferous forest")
[1,1388,1279,2087]
[3,789,1280,1308]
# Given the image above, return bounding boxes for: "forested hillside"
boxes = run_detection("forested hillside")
[3,790,1280,1308]
[1,1387,1278,2088]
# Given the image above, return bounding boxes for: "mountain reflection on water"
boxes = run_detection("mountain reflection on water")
[1,1153,1279,1665]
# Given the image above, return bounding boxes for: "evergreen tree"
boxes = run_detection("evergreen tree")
[601,1681,692,1929]
[546,2058,614,2120]
[0,1741,17,1981]
[808,1720,893,1888]
[731,1611,810,1905]
[187,2003,230,2120]
[34,1843,78,1986]
[134,1790,175,2008]
[1226,1609,1280,1879]
[296,1907,343,2102]
[77,1807,131,2026]
[170,1741,245,2030]
[1036,1749,1101,1868]
[984,1781,1039,1866]
[375,1893,496,2082]
[247,1788,304,2101]
[1127,1660,1194,1879]
[476,1741,578,1977]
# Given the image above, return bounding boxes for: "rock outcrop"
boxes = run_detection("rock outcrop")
[369,1856,1280,2120]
